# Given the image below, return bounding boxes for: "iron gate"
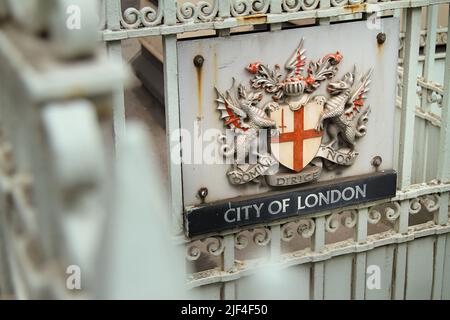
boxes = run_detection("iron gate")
[0,0,449,299]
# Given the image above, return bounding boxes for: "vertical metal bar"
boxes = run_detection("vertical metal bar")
[219,0,230,18]
[437,9,450,184]
[222,235,236,300]
[392,244,408,300]
[105,0,126,151]
[432,235,447,299]
[223,235,235,271]
[396,200,410,234]
[164,0,177,25]
[270,0,282,31]
[216,0,234,291]
[217,0,231,36]
[163,34,184,235]
[422,6,438,103]
[352,253,366,300]
[398,7,422,190]
[436,9,450,234]
[355,208,368,243]
[107,43,126,151]
[162,0,182,235]
[319,0,331,25]
[312,216,325,252]
[311,216,325,300]
[270,225,281,261]
[436,192,449,225]
[352,208,367,299]
[392,200,409,299]
[416,6,438,183]
[105,0,121,30]
[399,9,407,60]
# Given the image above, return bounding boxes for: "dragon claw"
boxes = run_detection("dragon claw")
[316,121,323,132]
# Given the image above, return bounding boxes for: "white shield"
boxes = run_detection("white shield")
[270,95,325,172]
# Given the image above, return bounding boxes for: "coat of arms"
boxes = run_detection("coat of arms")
[215,38,373,187]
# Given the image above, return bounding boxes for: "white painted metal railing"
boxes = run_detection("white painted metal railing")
[98,0,450,299]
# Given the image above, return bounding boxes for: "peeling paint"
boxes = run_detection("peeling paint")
[344,3,366,13]
[236,14,267,25]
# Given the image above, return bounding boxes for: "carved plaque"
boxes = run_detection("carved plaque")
[177,18,400,236]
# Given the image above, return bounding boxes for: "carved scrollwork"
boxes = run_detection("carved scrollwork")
[385,202,401,222]
[325,213,341,233]
[426,89,443,105]
[419,33,427,47]
[368,202,401,224]
[177,1,219,23]
[203,236,225,256]
[324,211,358,232]
[330,0,349,7]
[299,0,320,10]
[186,236,224,260]
[253,227,272,246]
[235,231,249,250]
[281,219,315,241]
[368,207,382,224]
[298,219,315,238]
[121,5,163,29]
[342,210,358,228]
[231,0,270,16]
[420,194,440,212]
[282,0,319,11]
[281,222,297,242]
[235,227,271,249]
[282,0,302,12]
[437,31,447,45]
[186,242,202,261]
[409,198,422,215]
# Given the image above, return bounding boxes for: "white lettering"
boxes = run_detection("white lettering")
[253,203,264,218]
[342,187,355,201]
[282,198,290,213]
[224,208,236,223]
[268,201,282,215]
[241,205,252,220]
[298,196,306,210]
[356,184,367,199]
[305,194,318,208]
[331,189,341,203]
[319,191,330,206]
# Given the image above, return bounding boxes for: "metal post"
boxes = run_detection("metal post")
[398,7,422,190]
[270,0,283,31]
[416,5,438,183]
[105,0,126,152]
[437,8,450,184]
[311,216,325,300]
[352,208,368,300]
[163,1,184,235]
[222,235,236,299]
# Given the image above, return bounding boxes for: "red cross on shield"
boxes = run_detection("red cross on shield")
[271,96,325,172]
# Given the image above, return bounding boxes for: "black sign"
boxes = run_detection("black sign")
[185,170,397,237]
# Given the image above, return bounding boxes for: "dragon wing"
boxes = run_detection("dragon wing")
[215,81,248,130]
[345,68,373,118]
[285,38,306,79]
